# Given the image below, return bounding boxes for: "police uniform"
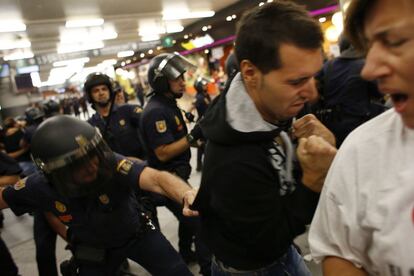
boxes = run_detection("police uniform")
[88,104,145,159]
[141,93,212,274]
[2,154,192,276]
[194,92,211,120]
[141,93,190,177]
[0,152,20,276]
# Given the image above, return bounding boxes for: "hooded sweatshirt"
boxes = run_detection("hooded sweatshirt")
[193,73,320,270]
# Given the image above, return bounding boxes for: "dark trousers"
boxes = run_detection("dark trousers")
[78,229,192,276]
[0,236,18,276]
[34,212,58,276]
[151,193,211,275]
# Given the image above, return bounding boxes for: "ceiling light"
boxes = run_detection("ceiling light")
[0,21,26,32]
[141,35,160,42]
[204,49,209,54]
[140,53,145,58]
[232,14,237,19]
[166,25,184,34]
[259,2,265,6]
[53,57,90,67]
[57,41,104,54]
[4,50,34,61]
[65,18,104,28]
[0,40,31,50]
[226,16,232,22]
[163,11,215,21]
[184,34,189,39]
[102,59,117,65]
[60,27,117,43]
[319,17,327,23]
[117,50,134,58]
[202,26,208,32]
[121,62,126,66]
[148,49,153,54]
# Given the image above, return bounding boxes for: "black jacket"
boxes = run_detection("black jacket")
[193,76,319,270]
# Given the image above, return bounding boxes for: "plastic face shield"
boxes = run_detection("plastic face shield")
[155,53,196,80]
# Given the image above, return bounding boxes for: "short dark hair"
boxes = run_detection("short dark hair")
[345,0,375,52]
[235,0,323,73]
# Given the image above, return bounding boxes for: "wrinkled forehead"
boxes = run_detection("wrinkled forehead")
[364,0,414,40]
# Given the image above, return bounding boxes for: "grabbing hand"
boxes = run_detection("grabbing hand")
[190,123,204,141]
[293,114,336,147]
[297,135,337,192]
[182,189,199,217]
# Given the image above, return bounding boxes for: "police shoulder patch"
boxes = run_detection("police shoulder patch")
[13,178,27,190]
[55,201,67,213]
[117,159,133,175]
[98,194,110,205]
[175,116,181,126]
[134,106,143,113]
[155,120,167,133]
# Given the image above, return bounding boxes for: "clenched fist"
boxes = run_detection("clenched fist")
[297,135,337,192]
[293,114,336,147]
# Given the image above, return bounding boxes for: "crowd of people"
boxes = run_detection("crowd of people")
[0,0,413,275]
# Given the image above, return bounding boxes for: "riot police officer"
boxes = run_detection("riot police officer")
[192,77,211,171]
[85,73,146,160]
[43,99,61,118]
[141,53,210,275]
[0,115,197,276]
[23,106,59,276]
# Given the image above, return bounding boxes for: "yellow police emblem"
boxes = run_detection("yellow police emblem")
[13,178,27,190]
[134,107,143,113]
[117,159,133,175]
[119,119,126,126]
[55,201,67,213]
[99,194,110,205]
[156,120,167,133]
[175,116,181,126]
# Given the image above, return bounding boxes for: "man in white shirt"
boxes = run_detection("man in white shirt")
[309,0,414,275]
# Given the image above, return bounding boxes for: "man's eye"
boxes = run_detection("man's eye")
[289,79,307,86]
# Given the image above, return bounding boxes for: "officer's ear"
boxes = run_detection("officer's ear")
[240,60,260,89]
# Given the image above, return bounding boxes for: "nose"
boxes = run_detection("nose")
[300,77,318,101]
[361,42,391,81]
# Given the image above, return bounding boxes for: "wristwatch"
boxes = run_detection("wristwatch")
[186,134,195,144]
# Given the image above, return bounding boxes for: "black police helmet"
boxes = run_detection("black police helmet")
[83,73,114,104]
[193,77,209,94]
[148,53,195,94]
[43,99,61,118]
[31,115,115,198]
[25,107,45,124]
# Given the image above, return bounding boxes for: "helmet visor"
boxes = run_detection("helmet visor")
[47,140,115,198]
[158,53,196,80]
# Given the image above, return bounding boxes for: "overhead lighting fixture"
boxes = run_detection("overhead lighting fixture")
[166,24,184,34]
[140,53,145,58]
[117,50,134,58]
[140,35,160,42]
[0,40,31,50]
[163,11,215,21]
[148,49,154,54]
[65,18,104,28]
[53,57,90,67]
[202,26,208,32]
[0,21,26,32]
[319,17,327,23]
[259,2,265,6]
[60,27,117,43]
[57,41,104,54]
[102,59,117,65]
[226,16,232,22]
[4,50,34,61]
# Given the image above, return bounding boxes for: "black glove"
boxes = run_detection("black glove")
[189,123,204,141]
[184,111,195,123]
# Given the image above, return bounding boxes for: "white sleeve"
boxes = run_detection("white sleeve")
[308,143,372,269]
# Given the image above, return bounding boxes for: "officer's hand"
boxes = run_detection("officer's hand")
[297,135,337,193]
[190,123,204,141]
[292,114,336,147]
[182,189,199,217]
